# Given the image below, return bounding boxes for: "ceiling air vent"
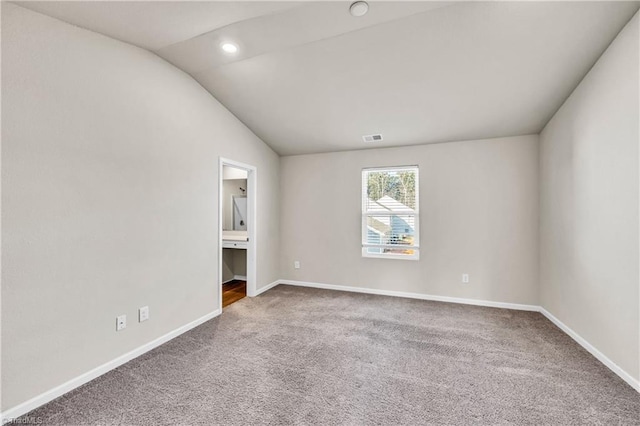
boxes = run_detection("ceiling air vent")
[363,134,383,143]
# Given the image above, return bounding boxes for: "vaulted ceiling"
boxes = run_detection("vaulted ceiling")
[17,1,640,155]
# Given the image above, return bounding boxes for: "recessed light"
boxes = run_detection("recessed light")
[350,1,369,17]
[221,42,239,54]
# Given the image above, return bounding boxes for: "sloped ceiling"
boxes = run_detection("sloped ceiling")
[17,1,640,155]
[15,1,303,50]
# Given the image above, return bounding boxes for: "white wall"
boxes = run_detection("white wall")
[222,248,246,283]
[222,166,248,181]
[3,0,637,415]
[539,12,639,382]
[222,178,247,231]
[1,4,280,411]
[280,135,539,305]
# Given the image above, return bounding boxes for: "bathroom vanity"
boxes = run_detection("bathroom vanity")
[222,230,248,250]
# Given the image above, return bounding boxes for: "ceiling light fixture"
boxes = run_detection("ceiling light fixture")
[349,1,369,17]
[221,42,239,54]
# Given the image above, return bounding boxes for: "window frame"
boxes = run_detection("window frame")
[361,165,420,260]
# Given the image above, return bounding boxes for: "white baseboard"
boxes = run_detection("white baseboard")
[539,308,640,392]
[255,280,280,296]
[1,309,222,424]
[280,279,639,393]
[3,280,638,423]
[222,275,247,285]
[278,279,539,311]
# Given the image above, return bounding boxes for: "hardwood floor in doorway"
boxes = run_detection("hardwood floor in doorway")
[222,280,246,308]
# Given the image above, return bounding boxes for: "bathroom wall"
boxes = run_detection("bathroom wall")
[221,172,248,283]
[222,178,248,231]
[222,249,248,283]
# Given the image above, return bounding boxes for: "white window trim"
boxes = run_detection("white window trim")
[362,166,420,260]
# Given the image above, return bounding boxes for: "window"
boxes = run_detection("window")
[362,166,419,260]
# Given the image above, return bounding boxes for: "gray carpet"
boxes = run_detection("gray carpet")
[21,285,640,425]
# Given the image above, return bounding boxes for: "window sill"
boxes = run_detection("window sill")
[362,252,420,261]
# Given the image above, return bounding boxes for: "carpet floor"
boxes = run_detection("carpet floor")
[22,285,640,425]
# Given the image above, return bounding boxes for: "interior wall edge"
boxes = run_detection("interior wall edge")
[0,309,222,425]
[536,6,640,134]
[539,307,640,393]
[538,10,639,384]
[255,280,280,296]
[4,277,639,422]
[277,280,640,392]
[2,3,282,410]
[278,280,540,312]
[278,133,541,159]
[279,134,540,306]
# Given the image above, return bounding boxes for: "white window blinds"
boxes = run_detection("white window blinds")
[362,166,419,260]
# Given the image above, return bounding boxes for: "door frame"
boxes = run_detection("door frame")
[218,157,257,311]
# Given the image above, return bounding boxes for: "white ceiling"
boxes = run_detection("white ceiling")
[16,1,303,50]
[16,1,640,155]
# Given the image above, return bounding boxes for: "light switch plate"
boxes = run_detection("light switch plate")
[139,306,149,322]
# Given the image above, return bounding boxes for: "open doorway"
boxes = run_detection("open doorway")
[218,158,257,310]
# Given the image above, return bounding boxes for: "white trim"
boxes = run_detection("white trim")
[3,283,637,423]
[539,308,640,392]
[278,279,639,393]
[362,243,420,249]
[278,280,538,311]
[362,249,420,261]
[221,275,247,285]
[254,280,280,296]
[0,309,221,424]
[219,158,258,314]
[362,165,419,172]
[364,210,419,217]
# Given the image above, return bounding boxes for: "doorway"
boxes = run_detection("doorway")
[218,158,257,311]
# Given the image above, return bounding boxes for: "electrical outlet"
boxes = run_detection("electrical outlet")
[139,306,149,322]
[116,314,127,331]
[294,261,300,269]
[462,274,470,284]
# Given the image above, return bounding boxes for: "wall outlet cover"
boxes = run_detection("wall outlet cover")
[116,314,127,331]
